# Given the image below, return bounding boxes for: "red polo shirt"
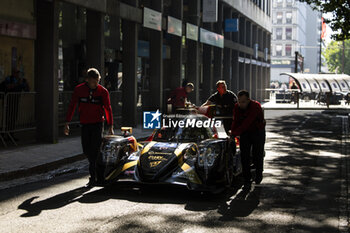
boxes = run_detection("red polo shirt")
[231,100,265,136]
[167,87,187,108]
[66,82,113,125]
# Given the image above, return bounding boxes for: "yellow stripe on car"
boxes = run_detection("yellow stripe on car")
[141,141,157,154]
[105,161,138,180]
[122,160,138,172]
[181,163,191,171]
[180,163,202,184]
[174,143,190,157]
[106,167,122,180]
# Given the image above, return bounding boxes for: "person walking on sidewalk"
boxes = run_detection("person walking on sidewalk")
[64,68,114,187]
[231,90,265,188]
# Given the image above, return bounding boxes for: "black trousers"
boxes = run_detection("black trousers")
[223,118,233,133]
[81,123,103,181]
[240,129,266,181]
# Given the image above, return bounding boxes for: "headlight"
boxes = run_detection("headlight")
[198,145,220,167]
[101,142,121,164]
[128,150,140,160]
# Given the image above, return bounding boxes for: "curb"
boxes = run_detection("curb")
[0,136,150,182]
[0,154,86,182]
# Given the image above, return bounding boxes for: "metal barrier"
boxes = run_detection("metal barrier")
[0,92,36,146]
[58,91,80,125]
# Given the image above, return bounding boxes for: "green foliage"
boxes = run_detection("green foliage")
[299,0,350,40]
[323,40,350,74]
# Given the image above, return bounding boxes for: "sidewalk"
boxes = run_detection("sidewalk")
[0,127,153,182]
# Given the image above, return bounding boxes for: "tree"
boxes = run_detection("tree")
[323,40,350,74]
[299,0,350,40]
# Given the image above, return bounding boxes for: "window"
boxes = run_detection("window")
[332,83,337,88]
[321,83,326,88]
[276,28,283,40]
[286,28,292,40]
[313,83,318,89]
[276,0,283,7]
[286,12,292,24]
[285,44,292,56]
[276,44,282,56]
[341,83,346,88]
[277,12,283,24]
[286,0,293,7]
[302,83,307,89]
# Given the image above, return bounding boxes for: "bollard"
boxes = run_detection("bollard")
[296,92,300,109]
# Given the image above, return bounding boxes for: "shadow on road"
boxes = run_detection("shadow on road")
[15,110,344,232]
[17,177,261,218]
[18,186,92,217]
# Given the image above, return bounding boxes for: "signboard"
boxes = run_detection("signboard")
[143,7,162,31]
[251,59,257,65]
[257,61,262,66]
[264,48,269,61]
[0,20,36,39]
[238,57,245,63]
[245,58,251,64]
[254,43,259,59]
[203,0,218,22]
[271,60,291,65]
[186,23,198,41]
[167,16,182,37]
[200,28,224,48]
[224,19,239,32]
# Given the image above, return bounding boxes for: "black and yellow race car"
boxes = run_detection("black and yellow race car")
[97,114,243,192]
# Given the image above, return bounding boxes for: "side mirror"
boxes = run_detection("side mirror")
[121,127,133,136]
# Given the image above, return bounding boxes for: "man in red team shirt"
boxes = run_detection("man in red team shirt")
[167,83,194,111]
[64,68,114,187]
[231,90,265,187]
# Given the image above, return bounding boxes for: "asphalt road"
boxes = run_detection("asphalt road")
[0,110,348,233]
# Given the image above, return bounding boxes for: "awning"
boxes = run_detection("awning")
[280,73,350,93]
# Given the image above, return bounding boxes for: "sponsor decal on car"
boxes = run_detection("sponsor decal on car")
[148,155,168,161]
[150,161,162,167]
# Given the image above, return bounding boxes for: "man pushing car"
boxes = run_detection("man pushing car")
[64,68,114,187]
[231,90,266,188]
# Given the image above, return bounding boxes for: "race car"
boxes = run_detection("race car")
[97,114,243,192]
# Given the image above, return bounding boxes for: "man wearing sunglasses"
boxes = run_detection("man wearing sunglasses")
[202,80,238,133]
[64,68,114,187]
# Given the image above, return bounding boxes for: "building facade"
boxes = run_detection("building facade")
[0,0,271,143]
[270,0,321,83]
